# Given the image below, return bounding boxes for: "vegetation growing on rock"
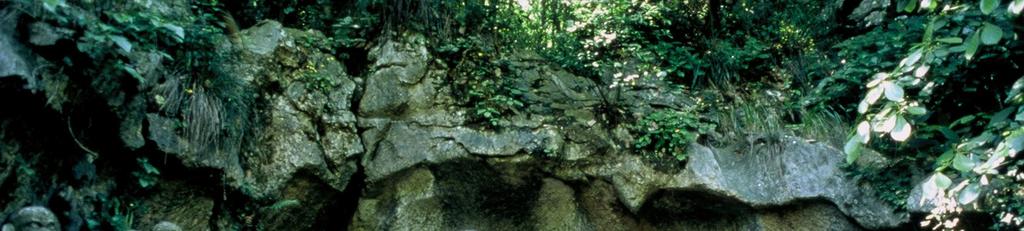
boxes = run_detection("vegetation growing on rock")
[0,0,1022,230]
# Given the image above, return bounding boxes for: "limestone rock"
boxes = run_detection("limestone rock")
[607,138,906,229]
[133,181,214,231]
[0,9,37,84]
[4,206,59,231]
[533,179,590,230]
[150,221,182,231]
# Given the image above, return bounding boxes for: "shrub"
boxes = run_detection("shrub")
[633,109,716,161]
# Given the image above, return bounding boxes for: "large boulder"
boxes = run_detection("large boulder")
[605,139,906,229]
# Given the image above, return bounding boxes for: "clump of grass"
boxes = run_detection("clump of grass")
[710,90,847,147]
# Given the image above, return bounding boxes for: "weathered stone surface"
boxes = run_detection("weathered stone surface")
[349,33,907,230]
[4,206,60,231]
[133,181,214,231]
[607,138,905,229]
[350,168,444,231]
[0,9,37,83]
[229,21,362,198]
[358,33,430,117]
[239,21,286,56]
[150,221,182,231]
[257,175,344,230]
[533,179,590,230]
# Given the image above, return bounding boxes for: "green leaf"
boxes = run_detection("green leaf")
[904,0,919,12]
[965,31,980,60]
[952,154,979,173]
[109,35,132,53]
[959,182,981,204]
[162,24,185,41]
[876,115,897,133]
[914,65,930,78]
[921,0,936,11]
[122,65,144,83]
[981,0,1000,15]
[936,150,955,169]
[867,87,883,104]
[936,37,963,44]
[923,172,952,198]
[844,136,863,164]
[857,121,872,143]
[934,172,952,189]
[989,107,1015,127]
[1006,133,1024,153]
[882,81,904,102]
[908,106,928,115]
[981,23,1003,45]
[42,0,65,13]
[891,116,912,141]
[1010,0,1024,14]
[867,73,887,88]
[901,49,923,67]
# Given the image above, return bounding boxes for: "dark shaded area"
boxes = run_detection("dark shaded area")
[433,159,543,230]
[310,165,366,230]
[637,189,752,224]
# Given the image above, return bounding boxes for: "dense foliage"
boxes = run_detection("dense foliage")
[840,0,1024,229]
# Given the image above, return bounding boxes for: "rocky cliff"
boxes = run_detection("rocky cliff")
[0,5,909,230]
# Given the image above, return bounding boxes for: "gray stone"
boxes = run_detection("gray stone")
[606,138,906,229]
[239,20,286,55]
[150,221,182,231]
[358,33,430,117]
[350,168,444,231]
[533,179,590,230]
[27,22,71,46]
[133,181,213,231]
[0,9,37,83]
[349,34,905,230]
[7,206,59,231]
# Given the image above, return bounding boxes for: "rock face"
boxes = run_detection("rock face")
[1,8,909,228]
[346,33,908,230]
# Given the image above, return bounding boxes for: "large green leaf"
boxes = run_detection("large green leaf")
[982,0,1000,15]
[876,115,897,133]
[965,31,980,60]
[891,116,912,141]
[952,154,979,173]
[882,81,904,102]
[981,23,1003,45]
[1011,0,1024,14]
